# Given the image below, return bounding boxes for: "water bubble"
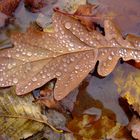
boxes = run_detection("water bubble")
[13,78,18,84]
[47,73,51,77]
[65,22,71,29]
[32,77,37,82]
[0,78,3,82]
[70,57,75,62]
[13,62,16,66]
[56,72,61,77]
[69,43,74,47]
[108,56,112,60]
[27,52,32,56]
[16,54,20,57]
[111,51,115,56]
[75,65,80,70]
[7,64,12,69]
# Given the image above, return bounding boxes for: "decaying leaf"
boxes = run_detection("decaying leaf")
[67,114,131,139]
[62,4,98,31]
[128,115,140,140]
[0,87,59,140]
[33,79,61,109]
[24,0,47,13]
[114,63,140,115]
[0,0,20,16]
[0,9,140,101]
[126,34,140,68]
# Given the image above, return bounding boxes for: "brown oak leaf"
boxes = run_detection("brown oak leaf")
[126,34,140,68]
[72,4,98,31]
[0,10,140,101]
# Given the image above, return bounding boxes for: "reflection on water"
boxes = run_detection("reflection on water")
[88,0,140,35]
[87,68,129,125]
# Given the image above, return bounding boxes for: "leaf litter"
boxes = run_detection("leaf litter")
[0,1,139,140]
[0,87,63,140]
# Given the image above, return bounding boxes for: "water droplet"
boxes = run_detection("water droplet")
[70,57,75,62]
[101,52,105,56]
[0,78,3,82]
[111,51,115,56]
[13,78,18,84]
[27,52,32,56]
[32,77,37,82]
[108,56,112,60]
[65,22,71,29]
[13,62,16,66]
[16,54,20,57]
[22,52,26,55]
[69,43,74,47]
[75,70,78,73]
[7,64,12,69]
[56,72,61,76]
[7,54,11,57]
[42,75,46,79]
[47,73,51,77]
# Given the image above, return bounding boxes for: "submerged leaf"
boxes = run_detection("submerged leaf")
[114,63,140,115]
[24,0,47,13]
[0,87,59,140]
[0,9,140,101]
[0,0,20,16]
[128,116,140,140]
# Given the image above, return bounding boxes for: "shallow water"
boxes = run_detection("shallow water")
[0,0,140,139]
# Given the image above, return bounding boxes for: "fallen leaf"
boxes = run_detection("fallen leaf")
[68,114,131,139]
[33,79,61,109]
[126,34,140,68]
[36,0,87,29]
[70,4,98,31]
[0,0,20,16]
[128,116,140,140]
[24,0,47,13]
[0,9,140,102]
[0,87,59,140]
[114,63,140,114]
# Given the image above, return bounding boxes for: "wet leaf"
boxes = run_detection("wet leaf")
[24,0,47,13]
[68,114,131,139]
[128,116,140,140]
[67,4,98,31]
[36,0,86,29]
[0,0,20,16]
[0,9,140,102]
[0,87,59,140]
[114,63,140,115]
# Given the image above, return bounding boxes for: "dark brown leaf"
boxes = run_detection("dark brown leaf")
[0,0,20,16]
[24,0,47,13]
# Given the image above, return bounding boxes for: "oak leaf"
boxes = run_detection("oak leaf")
[0,87,60,140]
[0,10,140,101]
[114,63,140,115]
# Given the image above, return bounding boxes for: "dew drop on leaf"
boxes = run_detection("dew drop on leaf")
[56,72,62,77]
[65,22,71,29]
[32,77,37,82]
[13,78,18,84]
